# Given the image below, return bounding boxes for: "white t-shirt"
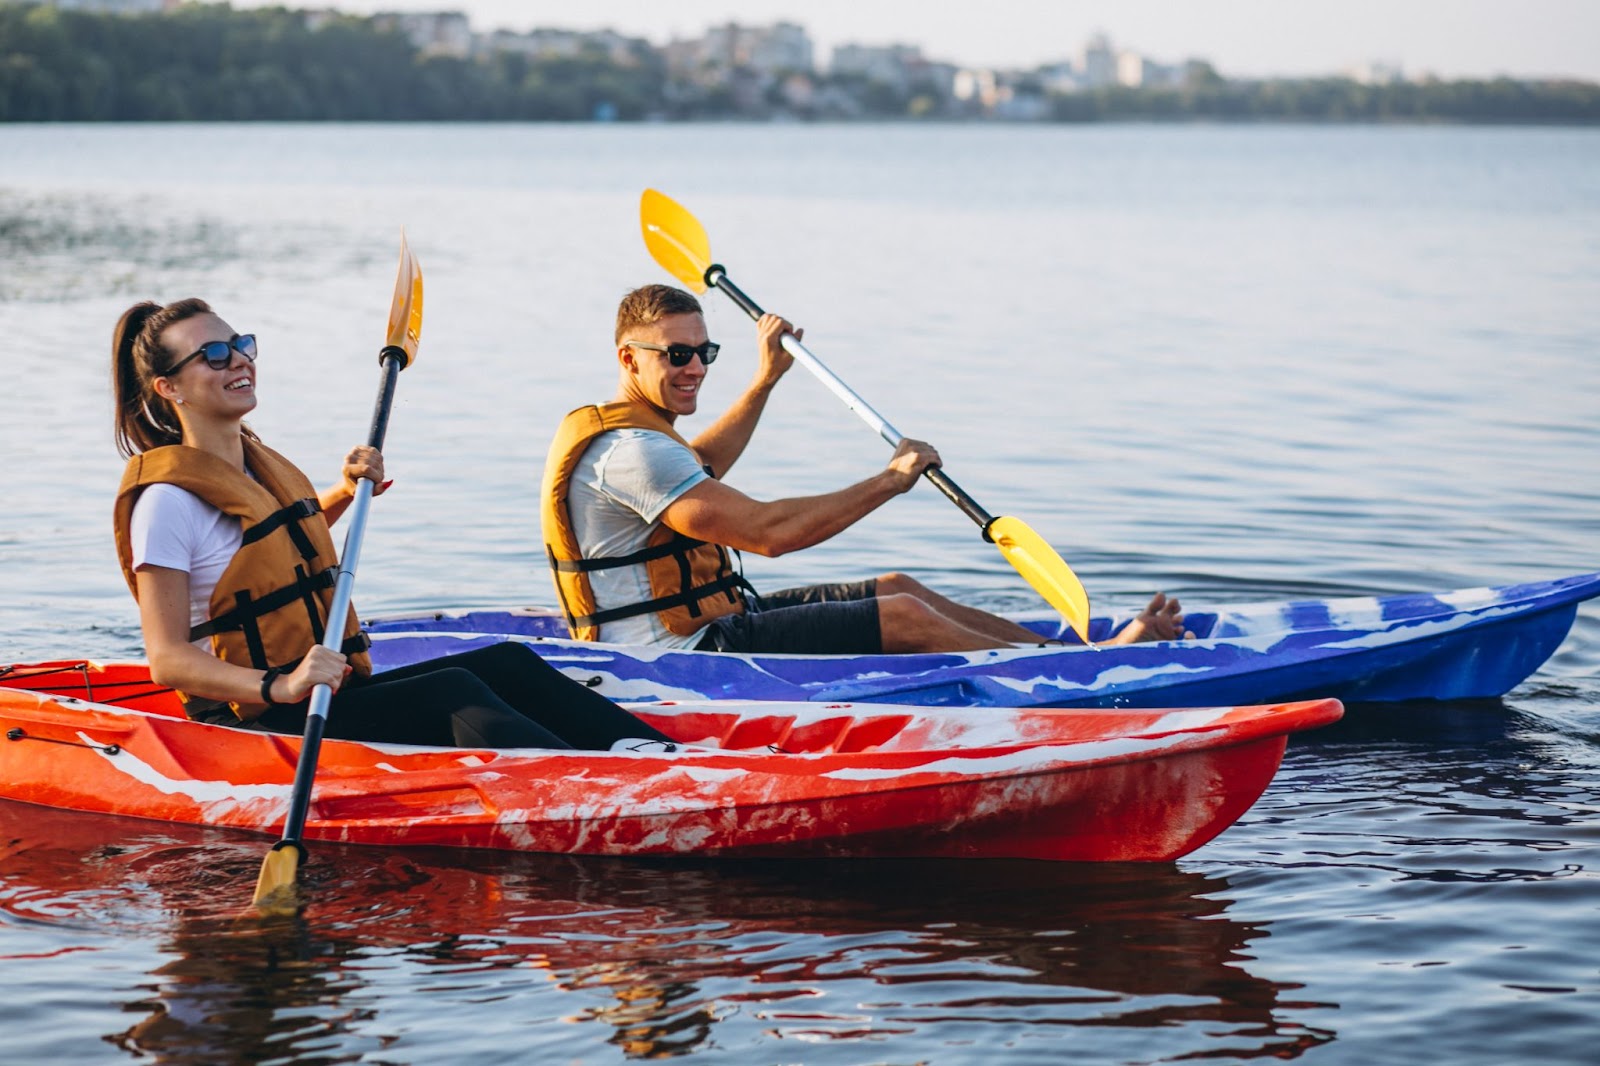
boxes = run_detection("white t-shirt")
[128,483,243,650]
[566,428,712,648]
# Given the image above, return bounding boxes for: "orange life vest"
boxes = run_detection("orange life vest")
[541,402,747,642]
[112,436,371,721]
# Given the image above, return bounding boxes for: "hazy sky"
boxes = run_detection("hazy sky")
[254,0,1600,80]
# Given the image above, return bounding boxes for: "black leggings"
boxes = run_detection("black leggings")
[254,642,673,750]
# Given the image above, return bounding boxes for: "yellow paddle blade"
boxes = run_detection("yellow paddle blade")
[252,843,302,913]
[640,189,713,293]
[988,515,1092,642]
[385,230,424,366]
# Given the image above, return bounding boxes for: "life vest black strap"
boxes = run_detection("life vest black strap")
[549,533,708,574]
[250,632,372,676]
[673,540,698,617]
[234,589,269,669]
[296,563,325,645]
[568,572,754,630]
[240,498,323,560]
[188,567,337,641]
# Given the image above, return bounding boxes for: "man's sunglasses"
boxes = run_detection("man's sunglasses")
[165,334,257,375]
[626,340,719,367]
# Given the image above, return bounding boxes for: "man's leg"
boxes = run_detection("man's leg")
[736,575,1188,652]
[750,577,1026,651]
[876,572,1189,646]
[874,593,1006,653]
[875,572,1044,643]
[701,592,984,655]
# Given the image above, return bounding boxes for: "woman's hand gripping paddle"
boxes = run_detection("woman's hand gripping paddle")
[639,189,1091,641]
[253,234,424,912]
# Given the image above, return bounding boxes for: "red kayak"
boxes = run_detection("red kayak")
[0,660,1341,862]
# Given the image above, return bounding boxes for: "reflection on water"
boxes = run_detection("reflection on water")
[0,801,1333,1062]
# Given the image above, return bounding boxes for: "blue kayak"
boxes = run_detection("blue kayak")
[364,572,1599,709]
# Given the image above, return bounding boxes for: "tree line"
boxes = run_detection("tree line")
[1047,74,1600,124]
[3,2,1597,123]
[0,3,668,121]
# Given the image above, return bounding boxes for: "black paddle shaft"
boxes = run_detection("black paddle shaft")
[368,347,407,451]
[705,266,1003,542]
[276,348,406,849]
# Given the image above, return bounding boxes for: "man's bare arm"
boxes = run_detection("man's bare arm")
[689,313,797,476]
[659,439,939,557]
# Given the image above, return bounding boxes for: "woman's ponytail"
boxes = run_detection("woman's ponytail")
[110,297,211,457]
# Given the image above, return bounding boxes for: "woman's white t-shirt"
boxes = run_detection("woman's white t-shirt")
[128,483,243,649]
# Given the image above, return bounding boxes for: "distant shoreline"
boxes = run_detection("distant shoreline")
[5,5,1597,125]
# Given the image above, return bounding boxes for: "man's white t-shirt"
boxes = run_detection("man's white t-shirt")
[566,428,711,648]
[128,483,243,649]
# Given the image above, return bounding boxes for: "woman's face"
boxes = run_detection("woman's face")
[155,313,258,421]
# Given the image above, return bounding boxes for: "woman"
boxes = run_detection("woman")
[110,297,674,751]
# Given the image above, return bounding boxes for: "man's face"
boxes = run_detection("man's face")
[619,312,712,418]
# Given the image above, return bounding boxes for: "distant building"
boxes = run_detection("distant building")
[1081,33,1117,88]
[1120,52,1187,88]
[779,72,816,110]
[915,61,960,103]
[1037,61,1079,94]
[660,37,706,79]
[953,68,1000,108]
[1116,49,1147,87]
[689,22,814,76]
[479,27,649,66]
[372,11,472,58]
[829,42,956,109]
[1030,34,1198,91]
[831,43,923,89]
[1345,60,1406,85]
[953,68,1047,119]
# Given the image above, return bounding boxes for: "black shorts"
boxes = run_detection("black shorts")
[695,579,882,655]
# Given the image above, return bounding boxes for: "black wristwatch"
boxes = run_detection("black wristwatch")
[260,665,287,706]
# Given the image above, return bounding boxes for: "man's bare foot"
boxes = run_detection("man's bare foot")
[1106,592,1193,645]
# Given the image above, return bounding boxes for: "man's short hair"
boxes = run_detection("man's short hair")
[616,284,702,343]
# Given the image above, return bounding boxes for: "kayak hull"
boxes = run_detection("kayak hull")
[0,661,1340,862]
[364,572,1600,708]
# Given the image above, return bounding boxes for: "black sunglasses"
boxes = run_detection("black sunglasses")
[165,333,257,375]
[626,340,719,367]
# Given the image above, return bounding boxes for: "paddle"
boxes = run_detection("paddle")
[252,234,424,911]
[639,189,1091,641]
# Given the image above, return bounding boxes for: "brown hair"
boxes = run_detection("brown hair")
[111,297,213,457]
[614,284,702,343]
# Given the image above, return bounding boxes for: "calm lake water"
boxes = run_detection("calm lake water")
[1,122,1598,1064]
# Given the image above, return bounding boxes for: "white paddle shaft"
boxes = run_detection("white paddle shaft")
[779,333,904,447]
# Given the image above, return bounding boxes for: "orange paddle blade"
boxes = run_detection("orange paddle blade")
[252,842,301,913]
[385,231,424,366]
[640,189,713,293]
[988,515,1091,641]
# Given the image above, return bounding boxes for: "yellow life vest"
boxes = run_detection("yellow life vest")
[540,402,747,642]
[112,436,371,721]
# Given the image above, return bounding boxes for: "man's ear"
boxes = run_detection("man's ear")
[618,344,638,373]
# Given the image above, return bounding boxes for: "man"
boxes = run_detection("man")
[540,284,1186,654]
